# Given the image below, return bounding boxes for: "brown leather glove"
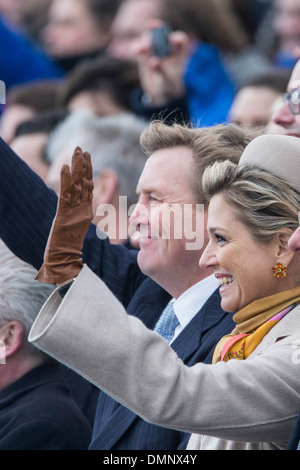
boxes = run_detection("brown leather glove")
[36,147,94,284]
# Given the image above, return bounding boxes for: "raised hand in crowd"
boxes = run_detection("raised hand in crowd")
[133,20,190,107]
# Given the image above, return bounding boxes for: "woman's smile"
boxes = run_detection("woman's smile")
[215,274,234,293]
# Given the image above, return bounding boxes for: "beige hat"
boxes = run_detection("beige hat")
[239,134,300,193]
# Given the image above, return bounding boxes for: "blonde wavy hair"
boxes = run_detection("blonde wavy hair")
[202,160,300,242]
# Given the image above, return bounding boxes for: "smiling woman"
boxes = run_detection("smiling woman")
[200,159,300,314]
[198,139,300,365]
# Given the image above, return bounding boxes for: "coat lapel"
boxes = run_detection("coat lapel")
[171,289,229,361]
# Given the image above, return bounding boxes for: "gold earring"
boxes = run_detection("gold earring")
[272,262,287,278]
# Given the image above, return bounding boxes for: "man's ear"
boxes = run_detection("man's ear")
[275,230,295,268]
[0,321,24,359]
[93,169,119,206]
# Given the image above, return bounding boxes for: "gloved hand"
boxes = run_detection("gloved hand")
[36,147,94,284]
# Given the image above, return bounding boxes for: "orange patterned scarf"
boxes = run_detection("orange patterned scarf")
[212,286,300,364]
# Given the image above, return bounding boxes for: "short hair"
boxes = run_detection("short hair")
[140,121,257,204]
[58,56,139,111]
[87,0,123,32]
[47,110,148,207]
[238,68,291,94]
[0,242,54,359]
[15,109,68,138]
[202,160,300,242]
[162,0,249,52]
[14,109,69,167]
[6,80,61,112]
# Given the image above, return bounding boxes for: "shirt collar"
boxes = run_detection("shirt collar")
[173,275,219,330]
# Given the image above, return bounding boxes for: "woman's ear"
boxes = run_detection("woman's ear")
[275,230,295,267]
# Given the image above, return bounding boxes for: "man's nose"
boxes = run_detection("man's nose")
[129,199,149,225]
[272,101,295,126]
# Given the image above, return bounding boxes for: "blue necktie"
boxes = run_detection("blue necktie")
[154,300,179,343]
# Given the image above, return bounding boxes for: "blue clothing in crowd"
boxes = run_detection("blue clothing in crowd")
[184,42,236,127]
[0,19,63,93]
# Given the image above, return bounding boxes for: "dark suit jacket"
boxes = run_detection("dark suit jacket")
[0,138,235,450]
[287,413,300,450]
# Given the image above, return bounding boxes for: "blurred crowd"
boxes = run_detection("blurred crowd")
[0,0,300,452]
[0,0,298,188]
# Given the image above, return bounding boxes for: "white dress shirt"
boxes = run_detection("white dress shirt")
[171,274,219,343]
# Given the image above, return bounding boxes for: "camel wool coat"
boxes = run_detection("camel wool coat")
[29,265,300,450]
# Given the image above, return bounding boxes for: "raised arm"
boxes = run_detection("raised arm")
[30,264,300,445]
[0,138,143,302]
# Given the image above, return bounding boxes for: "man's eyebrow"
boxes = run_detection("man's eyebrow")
[136,187,163,197]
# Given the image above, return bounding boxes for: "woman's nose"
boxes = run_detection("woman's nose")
[199,242,217,269]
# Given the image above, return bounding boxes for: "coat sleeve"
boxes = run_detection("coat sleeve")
[0,138,144,304]
[0,137,58,269]
[29,264,300,443]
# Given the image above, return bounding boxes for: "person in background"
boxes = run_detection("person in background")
[57,55,140,117]
[107,0,164,61]
[10,108,68,180]
[0,0,27,28]
[45,110,147,245]
[272,58,300,137]
[108,0,248,127]
[0,17,62,118]
[272,0,300,69]
[0,241,91,450]
[41,0,122,73]
[228,67,290,128]
[0,0,52,45]
[16,0,52,46]
[0,80,61,144]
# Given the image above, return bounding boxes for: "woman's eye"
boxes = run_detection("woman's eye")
[215,233,227,245]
